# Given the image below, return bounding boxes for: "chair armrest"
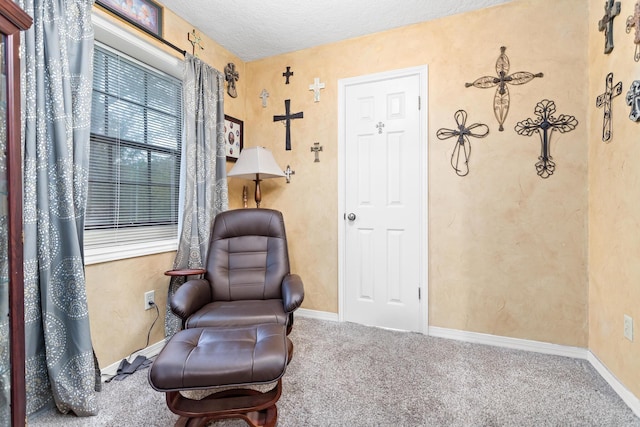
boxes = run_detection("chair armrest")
[282,274,304,313]
[170,279,211,320]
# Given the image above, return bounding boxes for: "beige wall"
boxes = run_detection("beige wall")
[588,0,640,398]
[245,0,589,346]
[85,0,639,402]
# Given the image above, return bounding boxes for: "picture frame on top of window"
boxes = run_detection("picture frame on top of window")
[97,0,163,38]
[224,115,244,161]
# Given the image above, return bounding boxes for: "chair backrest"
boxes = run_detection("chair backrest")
[206,208,291,301]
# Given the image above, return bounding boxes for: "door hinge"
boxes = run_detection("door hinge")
[418,287,421,300]
[418,96,421,110]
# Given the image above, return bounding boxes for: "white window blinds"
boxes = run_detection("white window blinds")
[85,45,183,250]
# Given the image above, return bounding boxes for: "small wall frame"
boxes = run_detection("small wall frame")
[97,0,163,38]
[224,115,244,161]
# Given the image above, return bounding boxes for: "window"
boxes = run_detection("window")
[84,44,183,261]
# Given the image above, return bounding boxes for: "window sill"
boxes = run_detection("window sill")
[84,239,178,265]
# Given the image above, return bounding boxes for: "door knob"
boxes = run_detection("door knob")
[347,213,356,221]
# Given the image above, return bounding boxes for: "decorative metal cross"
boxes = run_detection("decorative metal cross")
[376,122,385,134]
[515,99,578,179]
[188,29,204,57]
[465,46,543,131]
[627,2,640,61]
[626,80,640,121]
[309,77,326,102]
[599,0,621,54]
[273,99,303,150]
[310,142,323,162]
[259,89,269,108]
[224,63,239,98]
[596,72,623,142]
[284,165,295,183]
[436,110,489,177]
[282,66,294,84]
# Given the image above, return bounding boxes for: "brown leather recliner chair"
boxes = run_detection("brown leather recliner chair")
[169,208,304,334]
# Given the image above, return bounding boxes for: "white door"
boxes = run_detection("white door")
[340,67,427,332]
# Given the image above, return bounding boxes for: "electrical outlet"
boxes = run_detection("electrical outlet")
[144,290,155,311]
[624,314,633,341]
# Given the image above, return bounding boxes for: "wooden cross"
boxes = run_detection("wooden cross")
[626,80,640,121]
[224,63,239,98]
[282,66,294,84]
[626,1,640,61]
[310,142,323,162]
[515,99,578,179]
[599,0,621,54]
[596,72,623,142]
[284,165,295,183]
[259,89,269,108]
[436,110,489,177]
[466,46,543,131]
[273,99,303,150]
[309,77,326,102]
[188,29,204,57]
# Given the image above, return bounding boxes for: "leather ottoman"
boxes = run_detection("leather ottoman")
[149,324,292,427]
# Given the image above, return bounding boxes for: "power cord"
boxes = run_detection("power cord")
[103,301,160,382]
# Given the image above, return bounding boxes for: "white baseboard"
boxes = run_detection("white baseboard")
[296,308,339,322]
[100,339,166,380]
[428,326,588,359]
[588,351,640,418]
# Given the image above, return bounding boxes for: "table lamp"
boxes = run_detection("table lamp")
[227,147,285,208]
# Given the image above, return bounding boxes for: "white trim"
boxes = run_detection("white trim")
[337,65,429,334]
[92,12,183,79]
[84,239,177,265]
[100,339,166,380]
[588,351,640,418]
[296,308,340,322]
[428,326,588,359]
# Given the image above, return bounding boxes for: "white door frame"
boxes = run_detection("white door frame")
[337,65,429,334]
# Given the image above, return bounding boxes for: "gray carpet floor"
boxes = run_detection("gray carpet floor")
[30,317,640,426]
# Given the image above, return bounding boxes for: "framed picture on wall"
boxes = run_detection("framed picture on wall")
[225,115,244,161]
[96,0,163,38]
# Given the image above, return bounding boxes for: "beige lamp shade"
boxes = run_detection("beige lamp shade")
[227,147,285,207]
[227,147,285,179]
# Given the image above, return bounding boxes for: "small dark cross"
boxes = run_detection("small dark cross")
[436,110,489,177]
[626,1,640,61]
[224,63,239,98]
[596,72,623,142]
[466,46,543,131]
[310,142,323,162]
[626,80,640,121]
[282,66,294,84]
[273,99,303,150]
[599,0,621,54]
[515,99,578,179]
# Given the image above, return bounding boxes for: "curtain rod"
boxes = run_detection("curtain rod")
[148,31,187,56]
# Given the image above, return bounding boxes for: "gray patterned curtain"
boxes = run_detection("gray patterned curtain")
[165,54,228,337]
[19,0,98,417]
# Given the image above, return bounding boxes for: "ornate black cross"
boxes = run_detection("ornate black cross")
[599,0,621,54]
[596,72,623,142]
[273,99,303,150]
[626,80,640,121]
[436,110,489,177]
[465,46,543,131]
[224,63,239,98]
[282,66,294,84]
[515,100,578,179]
[626,1,640,61]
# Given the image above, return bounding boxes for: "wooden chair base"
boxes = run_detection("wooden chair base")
[167,380,282,427]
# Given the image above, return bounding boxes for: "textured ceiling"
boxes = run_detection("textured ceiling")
[159,0,514,62]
